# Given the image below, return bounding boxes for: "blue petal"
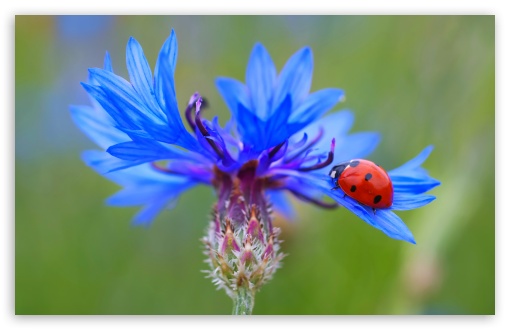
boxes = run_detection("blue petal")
[155,29,178,76]
[388,146,434,176]
[143,121,196,147]
[89,33,200,152]
[262,95,295,148]
[391,194,436,211]
[126,37,164,120]
[87,51,112,85]
[267,190,296,220]
[289,88,345,124]
[215,77,250,118]
[83,149,199,226]
[131,198,175,227]
[154,29,178,118]
[88,68,162,127]
[112,176,196,227]
[391,176,441,194]
[255,150,271,176]
[70,105,128,149]
[233,103,264,148]
[107,140,191,163]
[83,150,195,185]
[120,126,163,142]
[273,47,313,109]
[324,182,415,243]
[103,51,113,72]
[246,43,276,119]
[389,146,440,194]
[316,179,380,229]
[106,175,194,208]
[292,110,355,146]
[237,95,301,151]
[150,32,200,151]
[82,150,145,174]
[334,132,381,163]
[371,209,416,244]
[81,82,137,130]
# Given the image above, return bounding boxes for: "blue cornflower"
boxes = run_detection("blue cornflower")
[71,29,439,245]
[71,30,439,309]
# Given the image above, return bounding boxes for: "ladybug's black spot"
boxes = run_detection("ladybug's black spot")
[350,185,356,192]
[365,173,373,181]
[373,195,382,204]
[350,160,360,167]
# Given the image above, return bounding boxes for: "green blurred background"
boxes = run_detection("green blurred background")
[15,16,494,315]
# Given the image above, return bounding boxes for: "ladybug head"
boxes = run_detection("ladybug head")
[329,163,348,180]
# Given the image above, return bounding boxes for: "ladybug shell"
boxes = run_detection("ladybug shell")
[329,159,393,208]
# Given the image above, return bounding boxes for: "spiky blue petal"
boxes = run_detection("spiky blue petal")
[70,105,127,149]
[88,68,162,126]
[389,146,441,194]
[334,132,381,163]
[391,194,436,211]
[72,30,439,238]
[288,88,345,124]
[371,209,416,244]
[103,51,113,72]
[246,43,277,119]
[85,151,197,226]
[215,77,250,120]
[81,82,137,130]
[82,150,145,174]
[107,140,187,163]
[126,37,163,120]
[272,47,313,108]
[152,32,200,151]
[216,45,345,152]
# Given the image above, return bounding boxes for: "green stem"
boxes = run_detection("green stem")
[232,286,255,315]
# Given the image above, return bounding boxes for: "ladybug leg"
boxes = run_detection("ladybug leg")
[372,208,377,215]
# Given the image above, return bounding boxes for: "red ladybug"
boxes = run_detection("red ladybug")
[329,159,393,209]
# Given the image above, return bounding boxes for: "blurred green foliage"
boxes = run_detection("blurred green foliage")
[15,15,494,314]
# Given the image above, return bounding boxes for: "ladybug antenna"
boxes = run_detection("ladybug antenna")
[298,138,335,172]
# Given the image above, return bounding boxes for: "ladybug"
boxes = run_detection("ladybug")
[329,159,393,209]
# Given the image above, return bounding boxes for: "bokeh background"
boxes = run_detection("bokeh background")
[15,16,494,315]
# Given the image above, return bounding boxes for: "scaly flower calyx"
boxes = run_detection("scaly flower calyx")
[202,160,284,300]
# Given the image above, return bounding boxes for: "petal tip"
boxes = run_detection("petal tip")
[131,219,151,228]
[338,91,346,102]
[252,42,266,51]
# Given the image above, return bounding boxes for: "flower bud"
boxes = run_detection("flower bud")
[202,163,284,299]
